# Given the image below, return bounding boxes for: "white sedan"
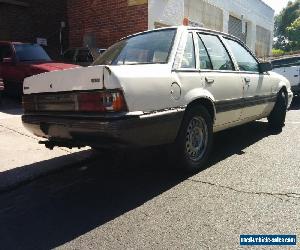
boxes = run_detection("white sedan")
[22,26,293,172]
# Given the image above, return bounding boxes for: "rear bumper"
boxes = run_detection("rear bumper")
[22,110,184,148]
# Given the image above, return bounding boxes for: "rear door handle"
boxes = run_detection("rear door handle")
[244,77,250,83]
[244,77,251,85]
[205,77,214,84]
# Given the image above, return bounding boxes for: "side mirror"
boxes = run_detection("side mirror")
[259,62,272,73]
[2,57,13,64]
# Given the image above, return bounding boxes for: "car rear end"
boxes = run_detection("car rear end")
[21,65,135,148]
[21,64,180,149]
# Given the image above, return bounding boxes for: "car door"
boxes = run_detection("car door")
[195,32,244,126]
[223,37,273,120]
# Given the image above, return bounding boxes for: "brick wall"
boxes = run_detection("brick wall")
[68,0,148,49]
[0,0,68,59]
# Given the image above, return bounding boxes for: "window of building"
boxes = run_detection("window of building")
[225,38,259,72]
[180,33,196,69]
[199,34,234,71]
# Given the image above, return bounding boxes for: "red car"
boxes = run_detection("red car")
[0,41,77,96]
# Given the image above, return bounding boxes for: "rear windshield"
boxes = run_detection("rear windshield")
[93,29,176,65]
[14,44,51,62]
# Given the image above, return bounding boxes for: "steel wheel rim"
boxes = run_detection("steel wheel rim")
[185,116,208,162]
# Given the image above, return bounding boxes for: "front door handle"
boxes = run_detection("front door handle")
[205,77,214,84]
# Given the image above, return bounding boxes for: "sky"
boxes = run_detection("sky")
[262,0,296,14]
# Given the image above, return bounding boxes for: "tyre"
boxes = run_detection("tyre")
[175,105,213,173]
[268,91,287,130]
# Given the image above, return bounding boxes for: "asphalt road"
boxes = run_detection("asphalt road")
[0,97,300,249]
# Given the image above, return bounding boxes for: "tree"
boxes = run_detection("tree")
[287,17,300,42]
[274,0,300,51]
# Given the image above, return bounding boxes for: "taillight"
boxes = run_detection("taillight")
[0,78,4,91]
[77,90,127,112]
[22,90,128,113]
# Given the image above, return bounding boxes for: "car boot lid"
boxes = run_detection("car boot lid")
[23,65,120,94]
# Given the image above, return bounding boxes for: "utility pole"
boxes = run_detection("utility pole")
[60,21,66,56]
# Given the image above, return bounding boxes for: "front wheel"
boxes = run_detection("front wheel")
[175,105,213,173]
[268,91,287,130]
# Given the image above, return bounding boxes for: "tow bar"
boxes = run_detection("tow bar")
[39,140,83,150]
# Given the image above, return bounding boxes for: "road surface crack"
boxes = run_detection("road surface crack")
[188,178,300,201]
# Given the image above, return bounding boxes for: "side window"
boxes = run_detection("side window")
[0,45,13,62]
[180,33,196,69]
[196,34,212,70]
[273,58,300,68]
[199,34,234,71]
[284,57,300,67]
[225,38,259,72]
[271,59,284,69]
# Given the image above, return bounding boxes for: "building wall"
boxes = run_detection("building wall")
[184,0,223,31]
[68,0,148,49]
[148,0,184,29]
[204,0,274,56]
[148,0,275,57]
[0,0,68,59]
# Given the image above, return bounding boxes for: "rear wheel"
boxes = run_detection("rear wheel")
[174,105,213,173]
[268,91,287,130]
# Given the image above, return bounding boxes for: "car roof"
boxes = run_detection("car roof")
[121,26,242,43]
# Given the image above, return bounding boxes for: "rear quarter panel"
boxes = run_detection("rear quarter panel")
[110,64,181,112]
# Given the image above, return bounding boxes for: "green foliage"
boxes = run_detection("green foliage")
[274,0,300,51]
[287,17,300,40]
[272,49,285,57]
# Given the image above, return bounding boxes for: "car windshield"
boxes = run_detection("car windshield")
[93,29,176,65]
[14,44,51,62]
